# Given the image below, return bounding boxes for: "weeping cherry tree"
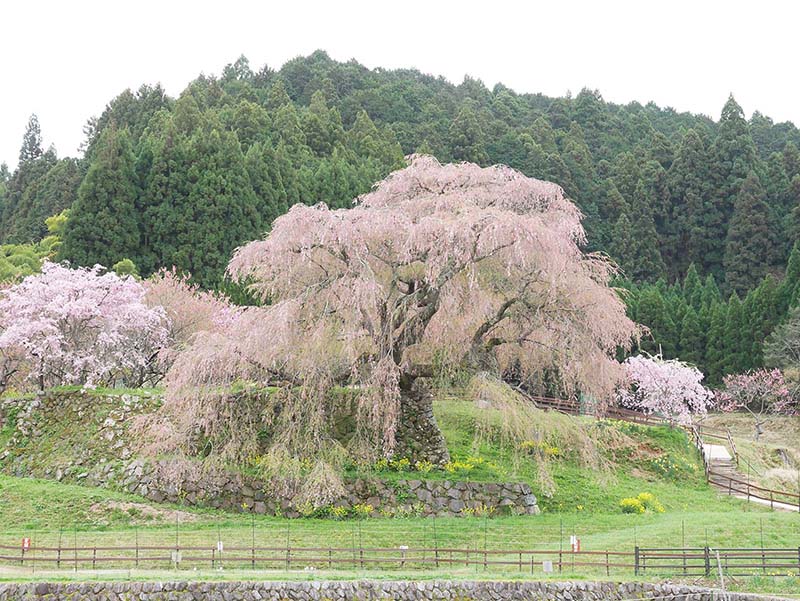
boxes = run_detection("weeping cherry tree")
[154,156,639,485]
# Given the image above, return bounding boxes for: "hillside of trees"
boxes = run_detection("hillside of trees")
[2,50,800,381]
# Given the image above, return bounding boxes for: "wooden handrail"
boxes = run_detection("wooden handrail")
[707,469,800,506]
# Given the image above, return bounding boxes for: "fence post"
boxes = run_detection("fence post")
[704,547,711,577]
[634,546,639,576]
[433,517,438,568]
[605,551,610,577]
[211,548,215,570]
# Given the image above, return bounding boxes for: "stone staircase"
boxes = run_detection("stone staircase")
[705,453,746,489]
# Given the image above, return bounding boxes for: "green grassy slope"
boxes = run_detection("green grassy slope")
[433,397,739,514]
[0,394,797,592]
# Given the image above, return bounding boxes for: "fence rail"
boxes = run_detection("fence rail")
[707,470,800,510]
[1,542,798,577]
[639,547,800,577]
[523,394,671,427]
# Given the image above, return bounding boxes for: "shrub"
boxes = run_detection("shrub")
[462,503,497,517]
[374,457,413,472]
[620,492,665,514]
[352,503,373,518]
[620,497,645,514]
[636,492,665,513]
[414,459,434,473]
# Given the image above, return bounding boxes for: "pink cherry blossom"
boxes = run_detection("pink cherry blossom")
[716,369,796,438]
[156,156,640,461]
[617,354,714,424]
[0,262,169,391]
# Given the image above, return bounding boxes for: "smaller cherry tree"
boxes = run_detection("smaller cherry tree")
[0,262,169,391]
[717,369,795,440]
[144,269,236,378]
[617,354,714,424]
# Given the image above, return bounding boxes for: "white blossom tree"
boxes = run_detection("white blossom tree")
[617,354,714,424]
[0,262,169,391]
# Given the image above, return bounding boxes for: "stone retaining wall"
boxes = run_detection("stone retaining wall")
[0,580,789,601]
[1,393,538,518]
[121,458,539,517]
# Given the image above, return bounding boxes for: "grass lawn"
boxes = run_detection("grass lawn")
[0,474,796,551]
[0,390,798,593]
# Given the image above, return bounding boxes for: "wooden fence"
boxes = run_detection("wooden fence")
[523,394,671,427]
[2,542,798,577]
[706,471,800,510]
[638,547,800,577]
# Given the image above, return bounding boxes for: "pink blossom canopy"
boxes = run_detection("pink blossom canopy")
[160,157,640,460]
[617,355,714,424]
[226,156,637,397]
[0,262,169,389]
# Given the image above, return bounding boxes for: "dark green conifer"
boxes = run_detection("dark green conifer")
[448,100,489,164]
[679,306,705,367]
[724,172,774,294]
[711,95,761,280]
[61,125,140,268]
[722,294,746,375]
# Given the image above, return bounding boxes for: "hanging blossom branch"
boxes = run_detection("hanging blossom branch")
[152,155,640,465]
[617,354,714,424]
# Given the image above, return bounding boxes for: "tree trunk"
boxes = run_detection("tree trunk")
[394,376,450,466]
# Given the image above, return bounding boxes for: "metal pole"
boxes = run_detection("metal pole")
[483,514,488,569]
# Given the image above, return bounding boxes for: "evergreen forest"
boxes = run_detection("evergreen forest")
[3,50,800,383]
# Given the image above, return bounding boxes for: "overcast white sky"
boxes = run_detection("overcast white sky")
[2,0,799,169]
